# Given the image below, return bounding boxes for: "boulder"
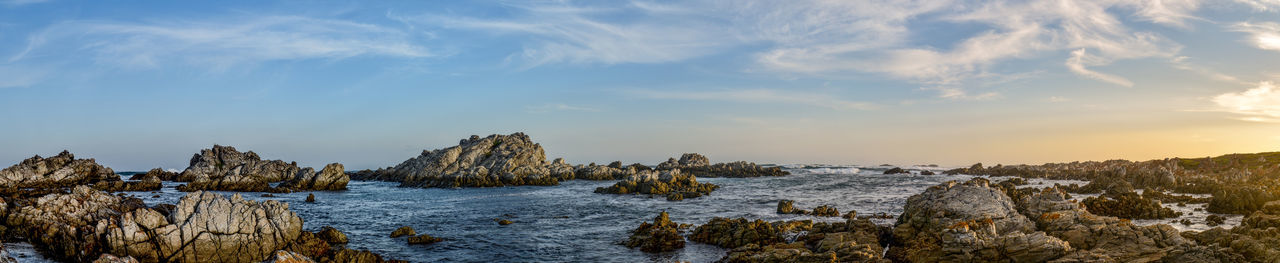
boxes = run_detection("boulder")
[175,145,306,192]
[407,234,442,245]
[1021,187,1212,262]
[654,153,788,178]
[285,230,405,263]
[811,205,840,217]
[573,164,634,180]
[317,226,348,244]
[0,150,119,190]
[777,200,804,215]
[305,193,316,203]
[390,226,416,238]
[594,169,718,201]
[350,133,559,188]
[264,250,315,263]
[625,211,685,252]
[103,191,303,263]
[128,168,179,181]
[883,167,909,174]
[279,163,349,191]
[689,217,808,249]
[93,175,162,192]
[546,158,576,181]
[92,254,141,263]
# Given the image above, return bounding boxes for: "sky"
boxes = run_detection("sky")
[1,0,1280,171]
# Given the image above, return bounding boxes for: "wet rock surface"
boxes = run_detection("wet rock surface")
[1081,191,1183,219]
[593,169,718,201]
[625,211,685,253]
[774,200,840,217]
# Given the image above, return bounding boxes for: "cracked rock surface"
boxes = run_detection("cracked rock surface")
[104,191,302,263]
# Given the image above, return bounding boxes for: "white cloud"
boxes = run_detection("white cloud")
[1235,0,1280,12]
[629,88,875,110]
[526,103,600,113]
[11,15,432,70]
[1213,81,1280,122]
[1066,49,1134,87]
[1232,22,1280,52]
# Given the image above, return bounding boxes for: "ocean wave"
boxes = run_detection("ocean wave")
[799,167,861,174]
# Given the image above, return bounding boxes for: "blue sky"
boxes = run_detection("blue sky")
[2,0,1280,171]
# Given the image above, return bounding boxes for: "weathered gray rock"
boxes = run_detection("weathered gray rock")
[279,163,349,191]
[92,254,141,263]
[887,178,1058,262]
[93,175,162,192]
[625,211,685,253]
[1021,187,1215,262]
[103,191,303,263]
[264,250,315,263]
[350,133,559,188]
[546,158,576,181]
[572,164,634,180]
[175,145,304,192]
[655,153,788,178]
[128,168,179,181]
[0,150,119,190]
[6,186,145,262]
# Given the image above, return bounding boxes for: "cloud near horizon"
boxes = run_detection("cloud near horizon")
[1213,81,1280,123]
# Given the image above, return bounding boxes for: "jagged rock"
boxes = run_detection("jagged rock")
[285,230,404,263]
[689,217,810,248]
[6,185,144,262]
[1021,187,1211,262]
[0,150,119,190]
[92,254,141,263]
[1207,185,1277,215]
[1081,192,1182,219]
[594,169,718,201]
[1205,214,1225,226]
[625,211,685,252]
[496,219,513,225]
[265,250,315,263]
[128,168,179,181]
[350,133,560,188]
[93,175,162,192]
[573,164,634,180]
[175,145,305,192]
[305,193,316,203]
[279,163,349,191]
[886,178,1051,262]
[546,158,576,181]
[653,153,787,178]
[407,234,442,245]
[656,153,710,169]
[317,226,348,244]
[811,205,840,217]
[103,191,303,263]
[390,226,416,238]
[777,200,804,215]
[883,167,909,174]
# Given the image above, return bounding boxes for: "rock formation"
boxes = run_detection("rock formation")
[128,168,179,181]
[176,145,313,192]
[284,228,405,263]
[0,151,119,191]
[5,186,144,262]
[92,175,162,192]
[887,178,1053,262]
[349,133,560,188]
[775,200,841,217]
[279,163,349,191]
[407,234,442,245]
[719,218,890,263]
[883,167,908,174]
[593,169,718,201]
[1081,192,1182,219]
[102,191,303,263]
[390,226,416,238]
[656,153,789,178]
[625,211,685,252]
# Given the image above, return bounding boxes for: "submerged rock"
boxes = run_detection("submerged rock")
[883,167,908,174]
[625,211,685,253]
[594,169,718,201]
[350,133,560,188]
[128,168,179,181]
[103,191,303,263]
[279,163,350,191]
[407,233,443,245]
[0,150,119,191]
[777,200,805,215]
[286,229,405,263]
[305,193,316,203]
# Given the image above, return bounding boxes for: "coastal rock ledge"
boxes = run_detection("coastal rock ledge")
[349,133,560,188]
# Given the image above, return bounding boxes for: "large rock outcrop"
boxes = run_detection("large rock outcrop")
[176,145,305,192]
[656,153,788,178]
[1021,187,1218,262]
[350,133,560,188]
[103,191,303,263]
[0,151,119,190]
[1184,200,1280,262]
[887,178,1056,262]
[594,169,718,201]
[5,186,145,262]
[1080,191,1182,219]
[279,163,349,191]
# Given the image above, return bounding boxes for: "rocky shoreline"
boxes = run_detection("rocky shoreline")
[2,136,1279,262]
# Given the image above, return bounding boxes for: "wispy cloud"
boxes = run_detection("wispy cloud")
[526,103,600,113]
[11,15,432,71]
[1235,0,1280,12]
[628,88,875,110]
[1213,81,1280,122]
[1066,49,1134,87]
[1232,22,1280,52]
